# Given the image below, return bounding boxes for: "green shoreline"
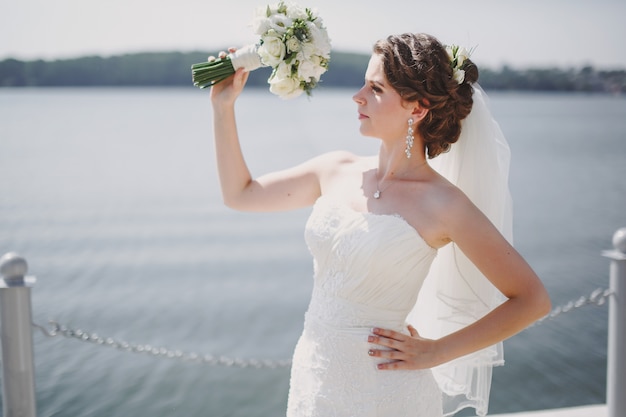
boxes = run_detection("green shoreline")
[1,51,624,93]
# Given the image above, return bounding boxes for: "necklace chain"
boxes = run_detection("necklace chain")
[373,162,428,199]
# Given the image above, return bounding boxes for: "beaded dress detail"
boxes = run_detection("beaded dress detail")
[286,196,442,417]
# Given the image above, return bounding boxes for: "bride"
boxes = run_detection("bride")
[208,32,551,417]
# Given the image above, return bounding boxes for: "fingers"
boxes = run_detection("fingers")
[207,50,229,62]
[367,327,407,369]
[407,324,420,337]
[208,47,237,62]
[368,327,407,345]
[232,68,249,89]
[376,360,404,370]
[367,326,429,370]
[367,348,409,370]
[367,326,438,371]
[209,67,249,104]
[368,348,405,360]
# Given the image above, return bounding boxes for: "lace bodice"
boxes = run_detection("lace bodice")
[286,196,442,417]
[304,195,437,329]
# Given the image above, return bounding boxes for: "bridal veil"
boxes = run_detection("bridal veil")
[408,84,513,417]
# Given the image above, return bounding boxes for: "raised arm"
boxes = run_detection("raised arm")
[210,68,325,212]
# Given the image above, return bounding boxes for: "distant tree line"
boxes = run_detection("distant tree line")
[0,51,624,93]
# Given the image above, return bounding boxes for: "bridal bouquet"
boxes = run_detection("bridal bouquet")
[191,1,331,99]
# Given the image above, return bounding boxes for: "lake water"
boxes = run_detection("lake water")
[0,87,625,416]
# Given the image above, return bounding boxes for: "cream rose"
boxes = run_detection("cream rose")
[297,54,325,81]
[453,68,465,84]
[286,36,301,53]
[269,77,303,99]
[258,33,286,67]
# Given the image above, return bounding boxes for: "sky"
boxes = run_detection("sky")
[1,0,625,69]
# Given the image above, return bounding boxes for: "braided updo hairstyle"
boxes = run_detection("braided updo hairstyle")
[373,33,478,158]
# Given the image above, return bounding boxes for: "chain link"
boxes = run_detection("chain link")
[529,287,613,327]
[32,287,612,367]
[32,321,291,369]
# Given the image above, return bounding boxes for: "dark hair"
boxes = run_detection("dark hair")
[373,33,479,158]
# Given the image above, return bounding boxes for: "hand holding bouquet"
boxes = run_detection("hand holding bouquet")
[191,1,331,99]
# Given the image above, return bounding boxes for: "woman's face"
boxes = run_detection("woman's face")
[352,54,412,141]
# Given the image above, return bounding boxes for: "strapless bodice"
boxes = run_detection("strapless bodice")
[304,195,437,330]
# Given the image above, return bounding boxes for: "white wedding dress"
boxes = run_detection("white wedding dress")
[286,195,443,417]
[286,86,511,417]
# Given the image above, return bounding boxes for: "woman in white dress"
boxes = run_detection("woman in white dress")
[209,33,551,417]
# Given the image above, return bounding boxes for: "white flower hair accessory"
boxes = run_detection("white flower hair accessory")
[445,44,473,85]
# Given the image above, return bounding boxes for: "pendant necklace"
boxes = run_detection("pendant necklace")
[374,162,428,199]
[373,171,394,199]
[373,181,390,199]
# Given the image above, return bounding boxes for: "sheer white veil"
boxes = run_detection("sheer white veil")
[407,84,513,417]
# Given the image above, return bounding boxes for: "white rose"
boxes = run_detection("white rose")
[269,13,293,35]
[271,60,293,80]
[453,68,465,84]
[297,58,316,81]
[258,29,287,67]
[297,54,326,81]
[286,36,301,53]
[258,34,286,67]
[269,76,303,99]
[269,62,302,99]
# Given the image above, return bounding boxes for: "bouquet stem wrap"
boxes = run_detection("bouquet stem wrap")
[191,44,264,89]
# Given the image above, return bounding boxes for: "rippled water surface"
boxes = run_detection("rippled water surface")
[1,88,625,416]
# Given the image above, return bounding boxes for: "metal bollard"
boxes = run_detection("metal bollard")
[603,228,626,417]
[0,252,37,417]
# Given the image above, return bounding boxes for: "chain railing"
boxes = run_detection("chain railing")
[529,287,613,327]
[31,320,292,369]
[29,286,613,369]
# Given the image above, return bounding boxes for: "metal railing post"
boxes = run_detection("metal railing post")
[0,252,37,417]
[603,227,626,417]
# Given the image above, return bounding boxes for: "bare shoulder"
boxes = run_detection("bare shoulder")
[409,172,485,247]
[429,176,475,217]
[414,171,469,212]
[429,175,504,247]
